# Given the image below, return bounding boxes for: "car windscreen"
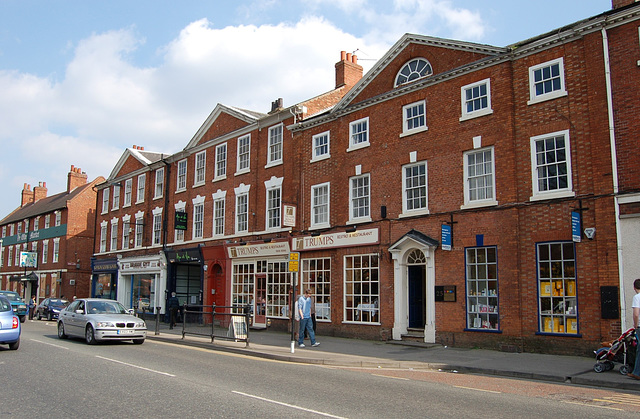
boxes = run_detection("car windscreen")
[87,301,127,314]
[0,297,11,312]
[49,300,68,307]
[0,292,22,302]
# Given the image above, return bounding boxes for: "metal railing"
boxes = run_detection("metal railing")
[176,304,251,347]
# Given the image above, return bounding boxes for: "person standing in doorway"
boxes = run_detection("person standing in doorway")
[298,289,319,348]
[29,296,36,320]
[167,292,180,330]
[627,278,640,380]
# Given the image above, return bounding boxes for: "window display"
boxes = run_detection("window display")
[466,247,499,330]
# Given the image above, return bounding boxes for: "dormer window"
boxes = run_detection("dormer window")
[395,58,433,87]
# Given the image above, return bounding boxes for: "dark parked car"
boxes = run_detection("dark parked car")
[0,295,21,350]
[36,298,69,321]
[0,290,28,323]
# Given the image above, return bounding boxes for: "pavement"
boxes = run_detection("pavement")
[146,322,640,392]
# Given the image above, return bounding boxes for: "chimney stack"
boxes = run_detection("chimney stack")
[612,0,636,8]
[335,50,363,89]
[33,181,48,202]
[21,183,33,207]
[67,165,88,193]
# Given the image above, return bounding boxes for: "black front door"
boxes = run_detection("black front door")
[408,265,425,328]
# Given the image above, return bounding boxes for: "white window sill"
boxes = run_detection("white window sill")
[234,169,250,176]
[153,195,163,201]
[265,161,283,169]
[347,216,372,224]
[527,90,567,106]
[212,175,227,183]
[192,182,205,188]
[399,126,428,138]
[460,200,498,210]
[175,189,186,194]
[529,190,575,202]
[399,209,430,218]
[309,223,331,230]
[347,142,370,153]
[459,109,493,122]
[310,154,331,163]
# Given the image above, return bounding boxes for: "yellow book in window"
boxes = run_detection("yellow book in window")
[566,281,576,296]
[553,318,561,333]
[567,318,578,333]
[543,317,554,332]
[540,282,551,296]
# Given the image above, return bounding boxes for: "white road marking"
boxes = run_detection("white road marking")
[95,355,176,377]
[454,385,501,394]
[563,401,623,411]
[233,391,348,418]
[371,373,409,380]
[30,339,69,350]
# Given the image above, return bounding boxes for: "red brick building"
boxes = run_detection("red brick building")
[0,166,104,303]
[92,1,640,354]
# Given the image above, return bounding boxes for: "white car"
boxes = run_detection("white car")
[57,298,147,345]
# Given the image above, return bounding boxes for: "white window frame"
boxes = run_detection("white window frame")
[343,254,379,324]
[267,124,283,167]
[192,196,205,239]
[348,117,370,152]
[401,100,427,136]
[112,184,120,210]
[154,168,164,199]
[42,241,48,264]
[174,201,186,243]
[214,143,227,181]
[311,131,331,162]
[7,246,13,267]
[122,215,131,250]
[528,57,567,105]
[311,182,330,229]
[460,78,493,121]
[462,146,498,209]
[100,223,107,253]
[52,239,60,263]
[401,161,429,216]
[101,188,110,214]
[55,211,61,227]
[466,246,499,330]
[134,212,144,248]
[265,177,283,231]
[302,257,332,321]
[152,207,163,246]
[530,130,574,201]
[194,151,206,186]
[349,174,371,223]
[234,184,250,234]
[212,190,226,237]
[177,159,187,192]
[110,219,118,251]
[136,173,146,204]
[236,134,251,175]
[123,179,133,207]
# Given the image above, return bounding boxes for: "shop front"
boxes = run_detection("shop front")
[226,240,291,329]
[165,248,203,310]
[118,252,167,314]
[91,258,118,299]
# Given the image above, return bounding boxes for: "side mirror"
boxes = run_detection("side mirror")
[75,309,83,314]
[127,309,135,315]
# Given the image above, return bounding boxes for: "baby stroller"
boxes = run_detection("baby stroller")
[593,327,637,374]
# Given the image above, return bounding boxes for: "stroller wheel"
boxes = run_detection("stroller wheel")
[620,365,631,375]
[605,361,615,371]
[594,363,606,373]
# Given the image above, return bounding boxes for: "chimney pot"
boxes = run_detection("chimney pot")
[341,51,346,61]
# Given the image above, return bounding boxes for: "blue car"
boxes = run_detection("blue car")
[0,295,21,350]
[0,291,28,323]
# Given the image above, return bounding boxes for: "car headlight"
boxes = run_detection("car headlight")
[135,322,146,328]
[97,322,116,328]
[52,308,60,313]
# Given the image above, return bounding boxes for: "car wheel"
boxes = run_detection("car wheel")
[132,339,145,345]
[57,322,67,339]
[85,325,96,345]
[36,311,41,320]
[19,315,26,323]
[8,337,20,350]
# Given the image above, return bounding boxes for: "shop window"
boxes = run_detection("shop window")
[344,254,379,323]
[537,242,578,335]
[466,247,499,330]
[302,258,331,321]
[266,262,289,318]
[232,263,255,314]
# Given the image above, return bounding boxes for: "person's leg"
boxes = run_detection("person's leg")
[632,331,640,376]
[306,320,316,345]
[298,318,307,345]
[312,313,317,333]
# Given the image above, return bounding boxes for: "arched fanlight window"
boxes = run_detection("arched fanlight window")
[407,249,426,265]
[395,58,433,87]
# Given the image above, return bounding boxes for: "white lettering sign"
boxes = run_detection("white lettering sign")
[292,228,379,251]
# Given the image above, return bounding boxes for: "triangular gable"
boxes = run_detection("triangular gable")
[107,148,165,181]
[389,229,439,253]
[184,104,265,150]
[332,33,505,112]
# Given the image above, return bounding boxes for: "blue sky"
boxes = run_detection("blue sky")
[0,0,612,219]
